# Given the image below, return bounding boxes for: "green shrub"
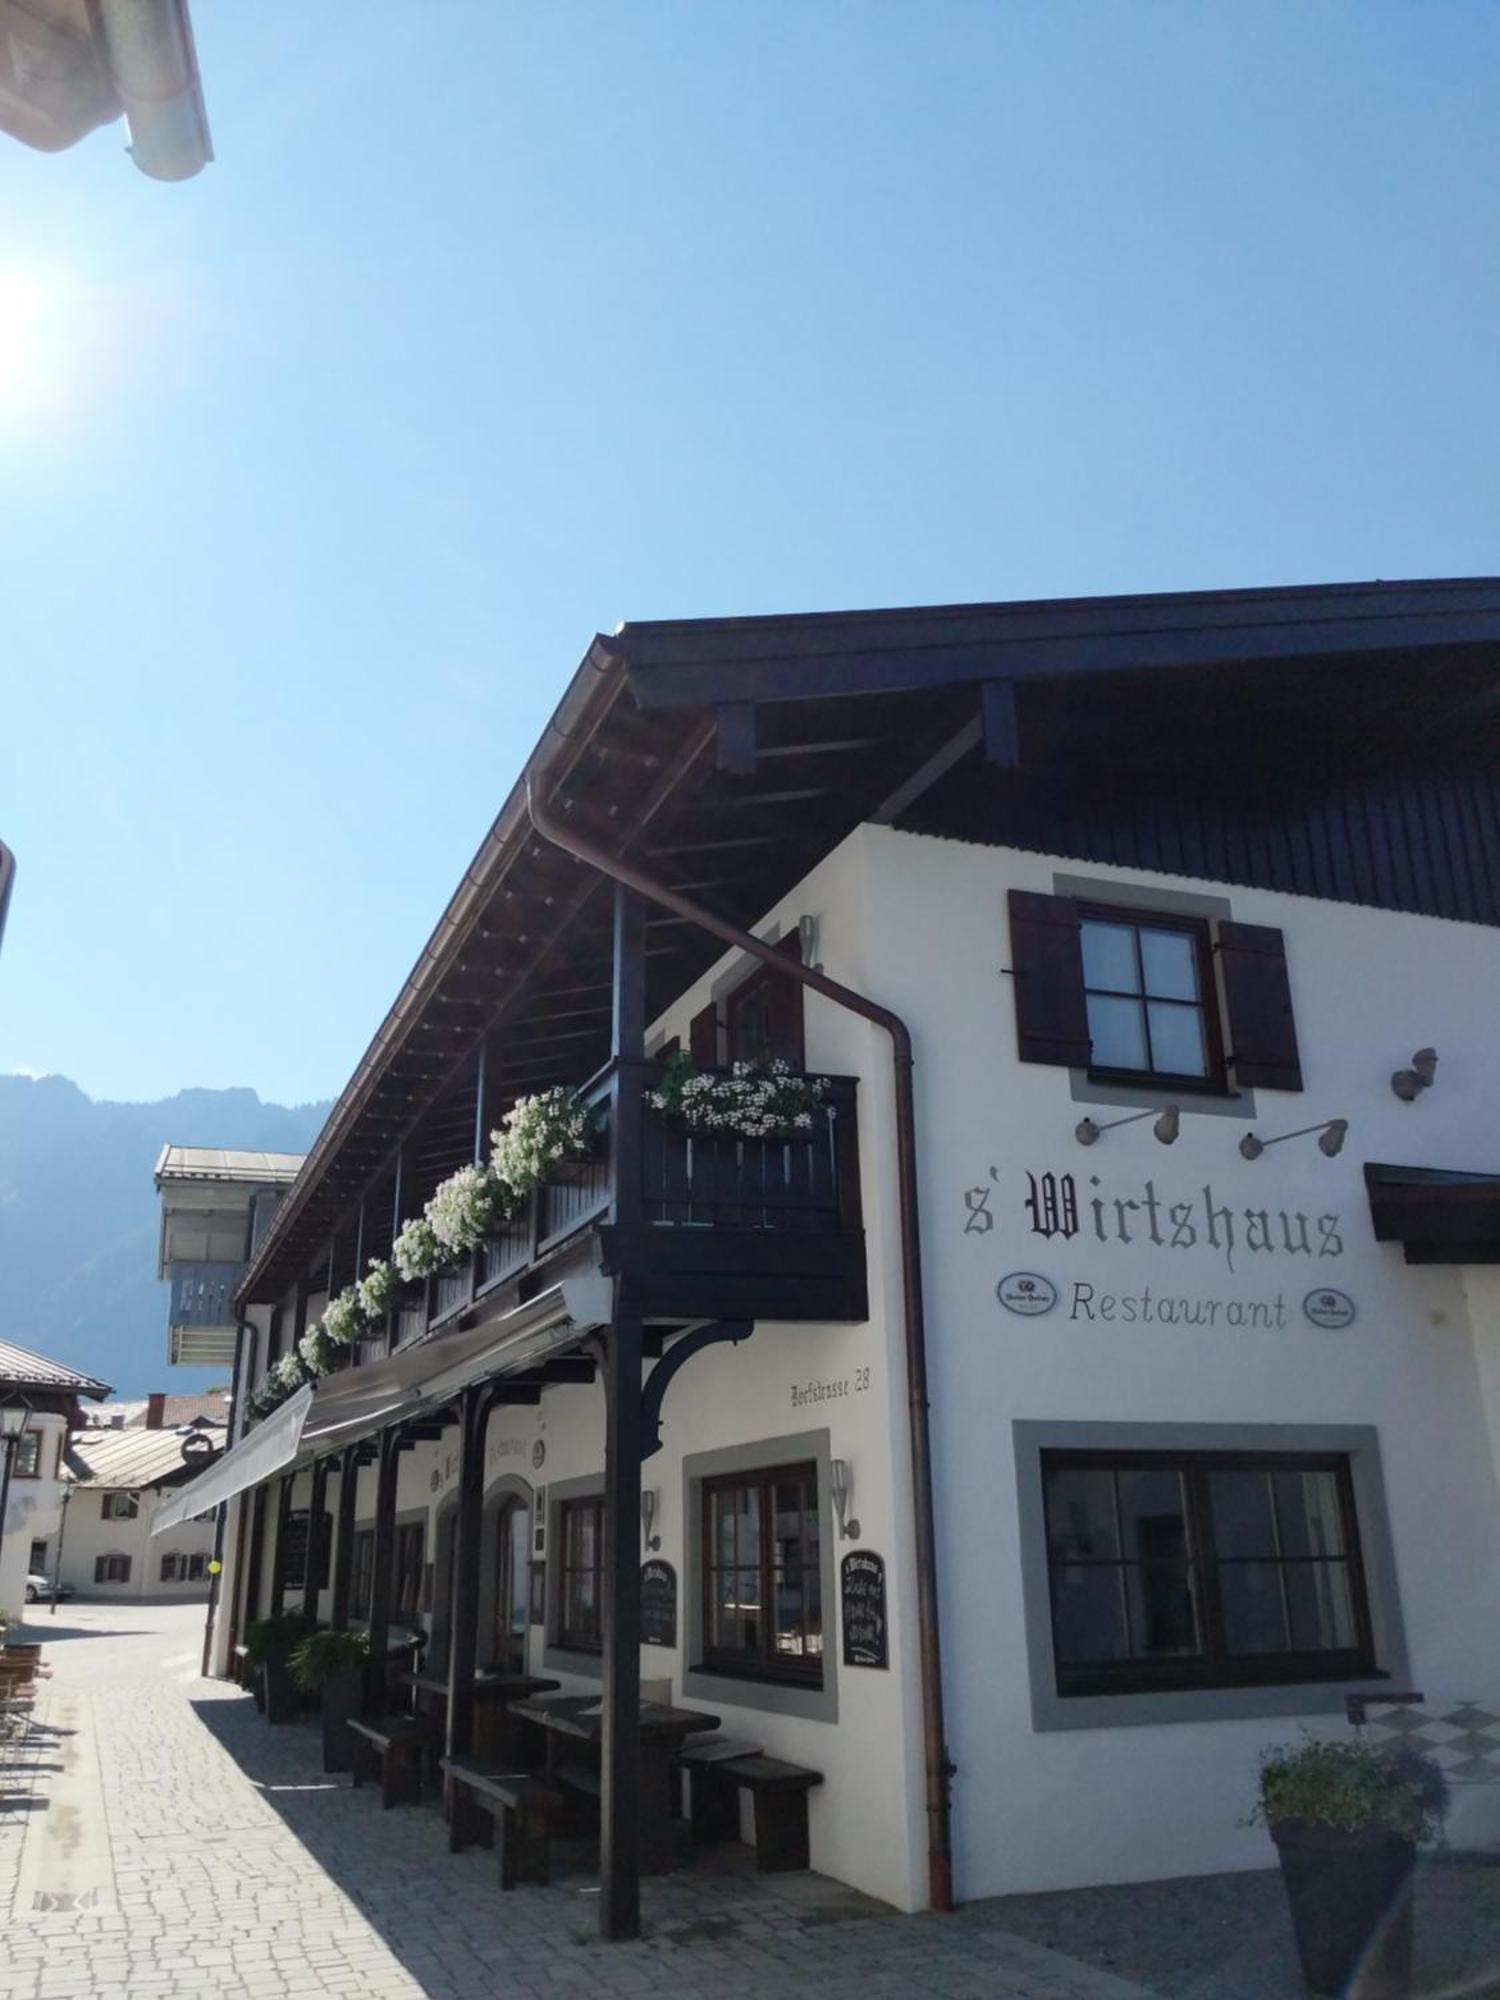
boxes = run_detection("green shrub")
[1253,1735,1447,1843]
[242,1610,316,1668]
[288,1627,369,1692]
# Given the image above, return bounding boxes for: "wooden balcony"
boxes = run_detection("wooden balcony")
[396,1067,865,1342]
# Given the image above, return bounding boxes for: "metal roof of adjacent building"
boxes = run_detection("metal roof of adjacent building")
[66,1422,224,1490]
[0,1338,110,1398]
[154,1146,305,1185]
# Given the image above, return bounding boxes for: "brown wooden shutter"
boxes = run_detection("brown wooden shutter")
[94,1556,106,1583]
[1007,890,1091,1067]
[767,931,806,1068]
[689,1003,718,1065]
[1219,921,1303,1091]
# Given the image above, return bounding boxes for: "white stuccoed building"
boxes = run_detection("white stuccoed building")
[62,1420,225,1599]
[0,1338,109,1612]
[161,580,1500,1936]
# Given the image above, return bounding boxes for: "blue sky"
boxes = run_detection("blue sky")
[1,2,1496,1107]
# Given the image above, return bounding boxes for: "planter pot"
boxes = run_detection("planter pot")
[318,1672,362,1773]
[1271,1822,1416,1999]
[261,1656,300,1725]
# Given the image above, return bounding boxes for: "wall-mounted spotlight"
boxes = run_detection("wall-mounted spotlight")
[797,913,821,971]
[1391,1048,1438,1104]
[1239,1117,1348,1162]
[640,1489,661,1553]
[830,1458,860,1541]
[1076,1105,1180,1147]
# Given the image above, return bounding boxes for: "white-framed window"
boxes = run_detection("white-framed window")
[94,1553,131,1584]
[102,1492,139,1521]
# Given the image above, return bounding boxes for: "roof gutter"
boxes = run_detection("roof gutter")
[525,776,956,1914]
[236,641,623,1309]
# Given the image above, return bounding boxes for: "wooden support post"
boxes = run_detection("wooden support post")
[330,1444,360,1632]
[600,1314,645,1942]
[243,1485,268,1627]
[445,1385,487,1766]
[600,877,648,1943]
[363,1428,402,1713]
[302,1456,330,1625]
[270,1473,294,1615]
[609,883,647,1235]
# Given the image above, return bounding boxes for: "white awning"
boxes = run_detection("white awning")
[151,1274,614,1534]
[150,1384,313,1536]
[298,1273,615,1452]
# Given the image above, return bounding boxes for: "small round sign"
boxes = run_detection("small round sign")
[1303,1288,1356,1330]
[181,1430,215,1459]
[997,1272,1058,1317]
[532,1439,546,1470]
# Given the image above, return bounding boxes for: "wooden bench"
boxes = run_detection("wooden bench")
[348,1718,426,1808]
[679,1739,822,1872]
[442,1757,565,1887]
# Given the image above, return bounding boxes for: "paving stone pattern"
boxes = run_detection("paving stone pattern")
[2,1604,1497,2000]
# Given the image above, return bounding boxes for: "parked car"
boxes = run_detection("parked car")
[24,1573,73,1605]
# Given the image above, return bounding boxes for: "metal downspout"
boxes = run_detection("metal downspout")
[525,778,955,1913]
[201,1312,251,1680]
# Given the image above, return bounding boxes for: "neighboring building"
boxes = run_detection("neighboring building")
[161,579,1500,1939]
[0,0,210,180]
[154,1148,304,1367]
[0,1337,109,1612]
[91,1392,231,1431]
[63,1420,223,1599]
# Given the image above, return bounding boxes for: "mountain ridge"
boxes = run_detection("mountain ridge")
[0,1076,331,1398]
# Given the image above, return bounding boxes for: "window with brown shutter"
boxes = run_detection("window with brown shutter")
[1218,922,1303,1091]
[1006,891,1093,1068]
[689,933,806,1071]
[1009,890,1302,1097]
[688,1003,718,1065]
[726,933,805,1068]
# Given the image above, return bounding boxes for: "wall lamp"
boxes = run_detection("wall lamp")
[1391,1048,1438,1104]
[640,1489,661,1553]
[1076,1105,1180,1147]
[1239,1118,1348,1162]
[830,1458,860,1540]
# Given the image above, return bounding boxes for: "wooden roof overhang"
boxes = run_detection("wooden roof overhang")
[1365,1162,1500,1266]
[239,578,1500,1307]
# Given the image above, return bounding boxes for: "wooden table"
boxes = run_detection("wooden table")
[400,1670,560,1765]
[505,1695,720,1873]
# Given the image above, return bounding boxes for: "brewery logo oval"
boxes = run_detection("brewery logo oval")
[1303,1288,1356,1330]
[997,1272,1058,1317]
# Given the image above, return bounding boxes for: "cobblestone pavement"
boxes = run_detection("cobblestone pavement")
[2,1603,1497,2000]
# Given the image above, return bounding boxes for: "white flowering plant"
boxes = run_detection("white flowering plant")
[392,1213,442,1282]
[490,1087,598,1196]
[321,1287,363,1349]
[357,1259,397,1322]
[426,1162,513,1256]
[649,1052,828,1138]
[299,1321,333,1373]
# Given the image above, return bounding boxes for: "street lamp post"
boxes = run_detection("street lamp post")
[51,1480,73,1616]
[0,1399,33,1590]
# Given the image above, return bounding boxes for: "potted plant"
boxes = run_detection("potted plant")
[288,1627,370,1773]
[1252,1734,1447,1999]
[243,1611,314,1724]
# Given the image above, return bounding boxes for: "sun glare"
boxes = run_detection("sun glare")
[0,270,44,412]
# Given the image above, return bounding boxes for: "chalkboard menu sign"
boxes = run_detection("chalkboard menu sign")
[640,1559,677,1648]
[840,1550,888,1669]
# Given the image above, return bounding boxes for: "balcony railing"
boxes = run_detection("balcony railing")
[396,1067,861,1341]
